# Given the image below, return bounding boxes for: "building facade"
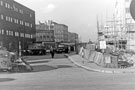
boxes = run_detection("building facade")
[51,21,68,43]
[36,24,55,48]
[36,21,68,43]
[68,32,79,43]
[0,0,35,52]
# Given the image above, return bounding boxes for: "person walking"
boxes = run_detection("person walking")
[50,47,55,58]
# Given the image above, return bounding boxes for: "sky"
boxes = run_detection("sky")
[15,0,116,42]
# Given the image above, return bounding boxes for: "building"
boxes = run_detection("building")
[36,20,68,43]
[51,21,68,43]
[68,32,79,43]
[0,0,35,52]
[36,23,55,49]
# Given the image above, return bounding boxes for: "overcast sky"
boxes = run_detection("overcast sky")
[15,0,116,42]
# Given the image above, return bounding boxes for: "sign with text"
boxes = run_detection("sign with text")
[99,41,106,49]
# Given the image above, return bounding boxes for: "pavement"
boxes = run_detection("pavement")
[66,54,135,74]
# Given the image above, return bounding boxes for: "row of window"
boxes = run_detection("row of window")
[37,35,54,39]
[0,29,33,38]
[0,0,32,18]
[0,14,33,28]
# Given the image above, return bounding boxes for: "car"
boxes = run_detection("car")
[46,49,50,53]
[55,47,65,53]
[30,49,46,55]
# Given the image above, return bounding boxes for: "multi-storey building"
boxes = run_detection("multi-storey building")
[36,23,55,48]
[51,21,68,43]
[0,0,35,52]
[68,32,79,43]
[36,21,69,48]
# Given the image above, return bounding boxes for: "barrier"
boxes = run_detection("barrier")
[78,47,116,68]
[88,51,96,62]
[93,52,104,66]
[84,49,89,60]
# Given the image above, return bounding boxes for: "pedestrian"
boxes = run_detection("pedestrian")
[50,47,55,58]
[65,47,69,53]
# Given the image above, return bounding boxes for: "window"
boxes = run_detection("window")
[10,17,13,22]
[19,9,23,14]
[2,29,4,34]
[6,30,9,35]
[25,34,30,38]
[15,32,19,36]
[9,31,13,36]
[16,19,18,24]
[13,5,18,12]
[5,3,8,8]
[30,35,33,38]
[8,4,10,9]
[14,19,17,23]
[20,33,24,37]
[1,14,4,20]
[31,24,33,27]
[0,1,3,6]
[30,14,32,18]
[6,16,8,21]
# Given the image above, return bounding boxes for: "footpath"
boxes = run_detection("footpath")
[67,54,135,74]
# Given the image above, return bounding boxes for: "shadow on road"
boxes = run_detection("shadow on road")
[0,64,73,73]
[0,78,15,82]
[32,65,58,72]
[29,60,49,64]
[57,65,73,69]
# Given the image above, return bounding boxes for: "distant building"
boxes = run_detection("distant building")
[68,32,79,43]
[0,0,35,52]
[36,30,54,42]
[36,23,55,48]
[36,20,68,44]
[50,21,68,43]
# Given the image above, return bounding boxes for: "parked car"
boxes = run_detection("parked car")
[55,47,65,53]
[30,48,46,55]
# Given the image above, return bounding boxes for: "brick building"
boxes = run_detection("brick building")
[0,0,35,52]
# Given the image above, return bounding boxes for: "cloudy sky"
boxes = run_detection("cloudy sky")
[15,0,116,42]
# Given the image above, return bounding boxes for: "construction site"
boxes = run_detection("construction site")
[84,0,135,68]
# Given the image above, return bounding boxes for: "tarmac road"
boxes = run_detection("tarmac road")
[0,54,135,90]
[23,52,75,61]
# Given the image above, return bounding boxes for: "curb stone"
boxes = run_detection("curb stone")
[66,54,135,74]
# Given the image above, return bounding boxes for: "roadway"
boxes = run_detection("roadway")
[0,53,135,90]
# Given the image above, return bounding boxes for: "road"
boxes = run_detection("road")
[0,54,135,90]
[23,52,75,61]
